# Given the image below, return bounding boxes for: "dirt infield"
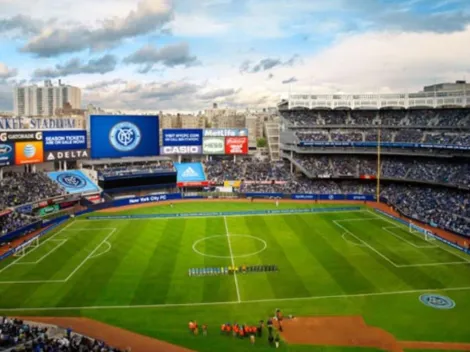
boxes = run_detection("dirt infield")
[16,316,194,352]
[278,316,470,352]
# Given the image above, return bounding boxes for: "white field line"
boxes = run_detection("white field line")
[0,227,117,284]
[82,209,369,221]
[0,221,76,275]
[224,216,241,303]
[14,239,68,265]
[341,233,366,247]
[397,261,469,268]
[63,228,117,282]
[89,241,112,259]
[368,210,470,264]
[335,218,380,222]
[382,227,436,249]
[333,220,399,267]
[1,285,470,311]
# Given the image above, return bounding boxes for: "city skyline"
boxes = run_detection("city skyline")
[1,0,470,112]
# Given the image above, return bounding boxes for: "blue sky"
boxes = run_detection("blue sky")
[1,0,470,112]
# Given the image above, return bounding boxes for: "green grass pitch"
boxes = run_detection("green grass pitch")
[1,201,470,351]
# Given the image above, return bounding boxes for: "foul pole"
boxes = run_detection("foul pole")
[376,128,381,203]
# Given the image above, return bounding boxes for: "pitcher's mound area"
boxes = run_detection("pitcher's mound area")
[16,316,194,352]
[279,316,470,352]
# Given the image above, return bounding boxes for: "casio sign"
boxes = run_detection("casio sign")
[162,146,202,154]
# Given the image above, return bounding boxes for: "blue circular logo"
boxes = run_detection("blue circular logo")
[109,122,141,152]
[23,144,36,158]
[57,173,87,189]
[419,294,455,310]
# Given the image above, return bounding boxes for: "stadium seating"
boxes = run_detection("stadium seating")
[91,160,175,177]
[0,316,123,351]
[0,172,63,210]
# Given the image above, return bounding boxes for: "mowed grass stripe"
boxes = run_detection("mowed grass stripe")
[90,220,169,305]
[317,219,417,293]
[289,214,378,294]
[129,219,187,305]
[52,228,125,308]
[342,221,449,290]
[241,216,312,299]
[201,217,235,303]
[264,214,350,297]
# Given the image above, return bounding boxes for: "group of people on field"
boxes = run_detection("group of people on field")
[188,309,287,348]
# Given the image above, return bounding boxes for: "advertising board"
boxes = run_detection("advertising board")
[225,136,248,155]
[203,129,248,137]
[14,141,44,165]
[203,136,225,154]
[160,145,202,155]
[43,130,87,151]
[162,129,202,146]
[0,131,42,143]
[0,143,14,166]
[47,170,100,194]
[45,149,89,161]
[90,115,159,158]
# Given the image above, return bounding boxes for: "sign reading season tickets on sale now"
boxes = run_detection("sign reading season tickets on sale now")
[225,136,248,155]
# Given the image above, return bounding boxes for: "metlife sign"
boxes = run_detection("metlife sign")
[203,129,248,137]
[43,131,87,151]
[45,149,90,161]
[161,145,202,155]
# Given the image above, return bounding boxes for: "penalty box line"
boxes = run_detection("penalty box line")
[367,210,470,266]
[1,285,470,312]
[0,226,118,284]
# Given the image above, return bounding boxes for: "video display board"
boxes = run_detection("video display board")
[162,129,202,146]
[43,130,87,151]
[90,115,159,158]
[202,136,225,155]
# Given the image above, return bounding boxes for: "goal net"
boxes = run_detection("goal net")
[409,222,435,241]
[13,237,40,257]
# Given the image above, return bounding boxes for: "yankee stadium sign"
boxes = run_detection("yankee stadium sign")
[0,117,78,130]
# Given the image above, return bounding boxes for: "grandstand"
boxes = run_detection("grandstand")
[1,84,470,351]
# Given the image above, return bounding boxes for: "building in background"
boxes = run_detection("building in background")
[13,80,82,116]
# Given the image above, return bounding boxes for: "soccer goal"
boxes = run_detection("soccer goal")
[13,237,40,257]
[409,221,435,241]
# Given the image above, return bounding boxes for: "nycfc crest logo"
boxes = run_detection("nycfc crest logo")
[109,122,141,152]
[57,173,87,189]
[419,294,455,310]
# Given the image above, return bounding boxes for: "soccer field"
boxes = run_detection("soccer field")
[1,201,470,351]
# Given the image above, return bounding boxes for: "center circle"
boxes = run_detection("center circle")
[192,234,267,259]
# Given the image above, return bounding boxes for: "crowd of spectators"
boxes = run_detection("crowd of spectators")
[0,212,38,235]
[204,158,291,182]
[0,316,124,351]
[381,184,470,236]
[0,172,63,210]
[290,155,470,187]
[295,129,469,146]
[282,108,470,127]
[92,160,175,177]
